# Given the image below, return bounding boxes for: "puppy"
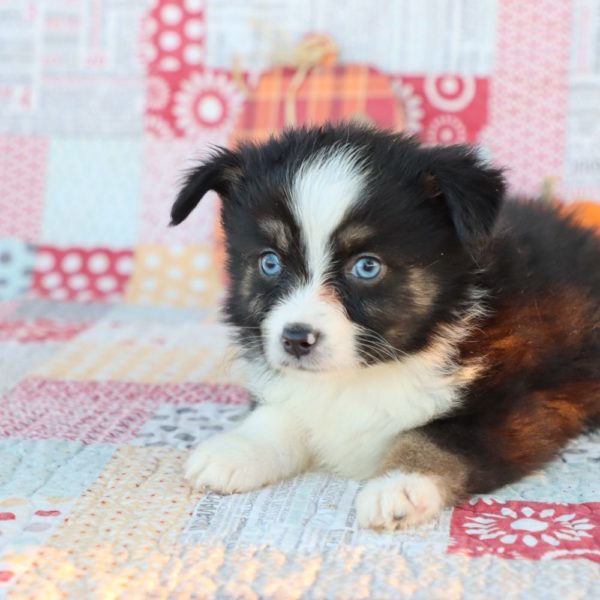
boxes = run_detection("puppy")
[170,124,600,531]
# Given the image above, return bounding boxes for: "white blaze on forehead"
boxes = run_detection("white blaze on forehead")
[263,147,367,371]
[292,147,367,281]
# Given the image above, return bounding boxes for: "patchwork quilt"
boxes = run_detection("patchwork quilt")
[1,0,600,597]
[0,299,599,598]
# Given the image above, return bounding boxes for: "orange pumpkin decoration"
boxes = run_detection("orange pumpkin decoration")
[564,200,600,235]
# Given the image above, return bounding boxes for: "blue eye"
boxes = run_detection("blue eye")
[259,252,282,277]
[351,256,382,280]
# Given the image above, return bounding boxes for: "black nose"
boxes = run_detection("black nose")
[281,324,319,358]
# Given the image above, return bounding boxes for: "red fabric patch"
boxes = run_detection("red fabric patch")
[397,75,488,143]
[142,0,244,142]
[31,247,133,303]
[0,570,14,582]
[0,319,89,343]
[449,499,600,563]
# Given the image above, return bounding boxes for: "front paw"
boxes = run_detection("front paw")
[355,471,444,531]
[184,433,280,494]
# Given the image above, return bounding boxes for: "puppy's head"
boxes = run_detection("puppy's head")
[171,124,504,374]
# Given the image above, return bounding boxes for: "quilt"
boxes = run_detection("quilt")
[1,1,599,598]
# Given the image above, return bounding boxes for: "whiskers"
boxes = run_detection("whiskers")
[226,327,265,360]
[355,326,406,366]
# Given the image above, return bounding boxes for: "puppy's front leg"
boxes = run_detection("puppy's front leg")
[356,431,468,530]
[185,404,308,494]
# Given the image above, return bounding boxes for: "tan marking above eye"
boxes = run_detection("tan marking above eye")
[336,223,376,252]
[258,218,291,252]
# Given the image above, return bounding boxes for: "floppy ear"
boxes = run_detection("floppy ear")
[422,145,505,245]
[170,148,242,226]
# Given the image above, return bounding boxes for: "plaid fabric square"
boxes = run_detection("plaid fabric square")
[230,65,405,145]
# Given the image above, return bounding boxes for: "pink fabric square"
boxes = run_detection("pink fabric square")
[0,319,90,343]
[153,382,250,405]
[0,135,48,242]
[449,499,600,563]
[139,138,218,244]
[481,0,571,196]
[0,378,158,443]
[0,379,249,443]
[0,301,19,319]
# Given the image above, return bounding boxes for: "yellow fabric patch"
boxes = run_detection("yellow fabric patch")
[125,244,222,308]
[33,339,232,383]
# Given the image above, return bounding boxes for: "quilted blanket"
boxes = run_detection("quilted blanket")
[0,299,599,598]
[1,0,599,598]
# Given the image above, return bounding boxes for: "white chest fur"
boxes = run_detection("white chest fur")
[245,349,465,480]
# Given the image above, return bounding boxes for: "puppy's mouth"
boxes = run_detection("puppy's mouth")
[270,356,326,374]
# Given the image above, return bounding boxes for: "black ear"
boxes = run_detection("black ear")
[170,148,242,226]
[422,145,506,245]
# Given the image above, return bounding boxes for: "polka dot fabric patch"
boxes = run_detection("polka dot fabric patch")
[31,247,134,303]
[143,0,206,77]
[125,244,220,308]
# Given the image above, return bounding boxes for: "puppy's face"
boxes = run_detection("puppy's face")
[171,125,504,374]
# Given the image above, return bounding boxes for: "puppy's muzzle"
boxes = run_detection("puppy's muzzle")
[281,323,320,358]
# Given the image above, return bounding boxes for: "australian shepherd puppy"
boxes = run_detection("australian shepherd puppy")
[170,124,600,531]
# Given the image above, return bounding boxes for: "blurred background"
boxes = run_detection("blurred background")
[0,0,599,310]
